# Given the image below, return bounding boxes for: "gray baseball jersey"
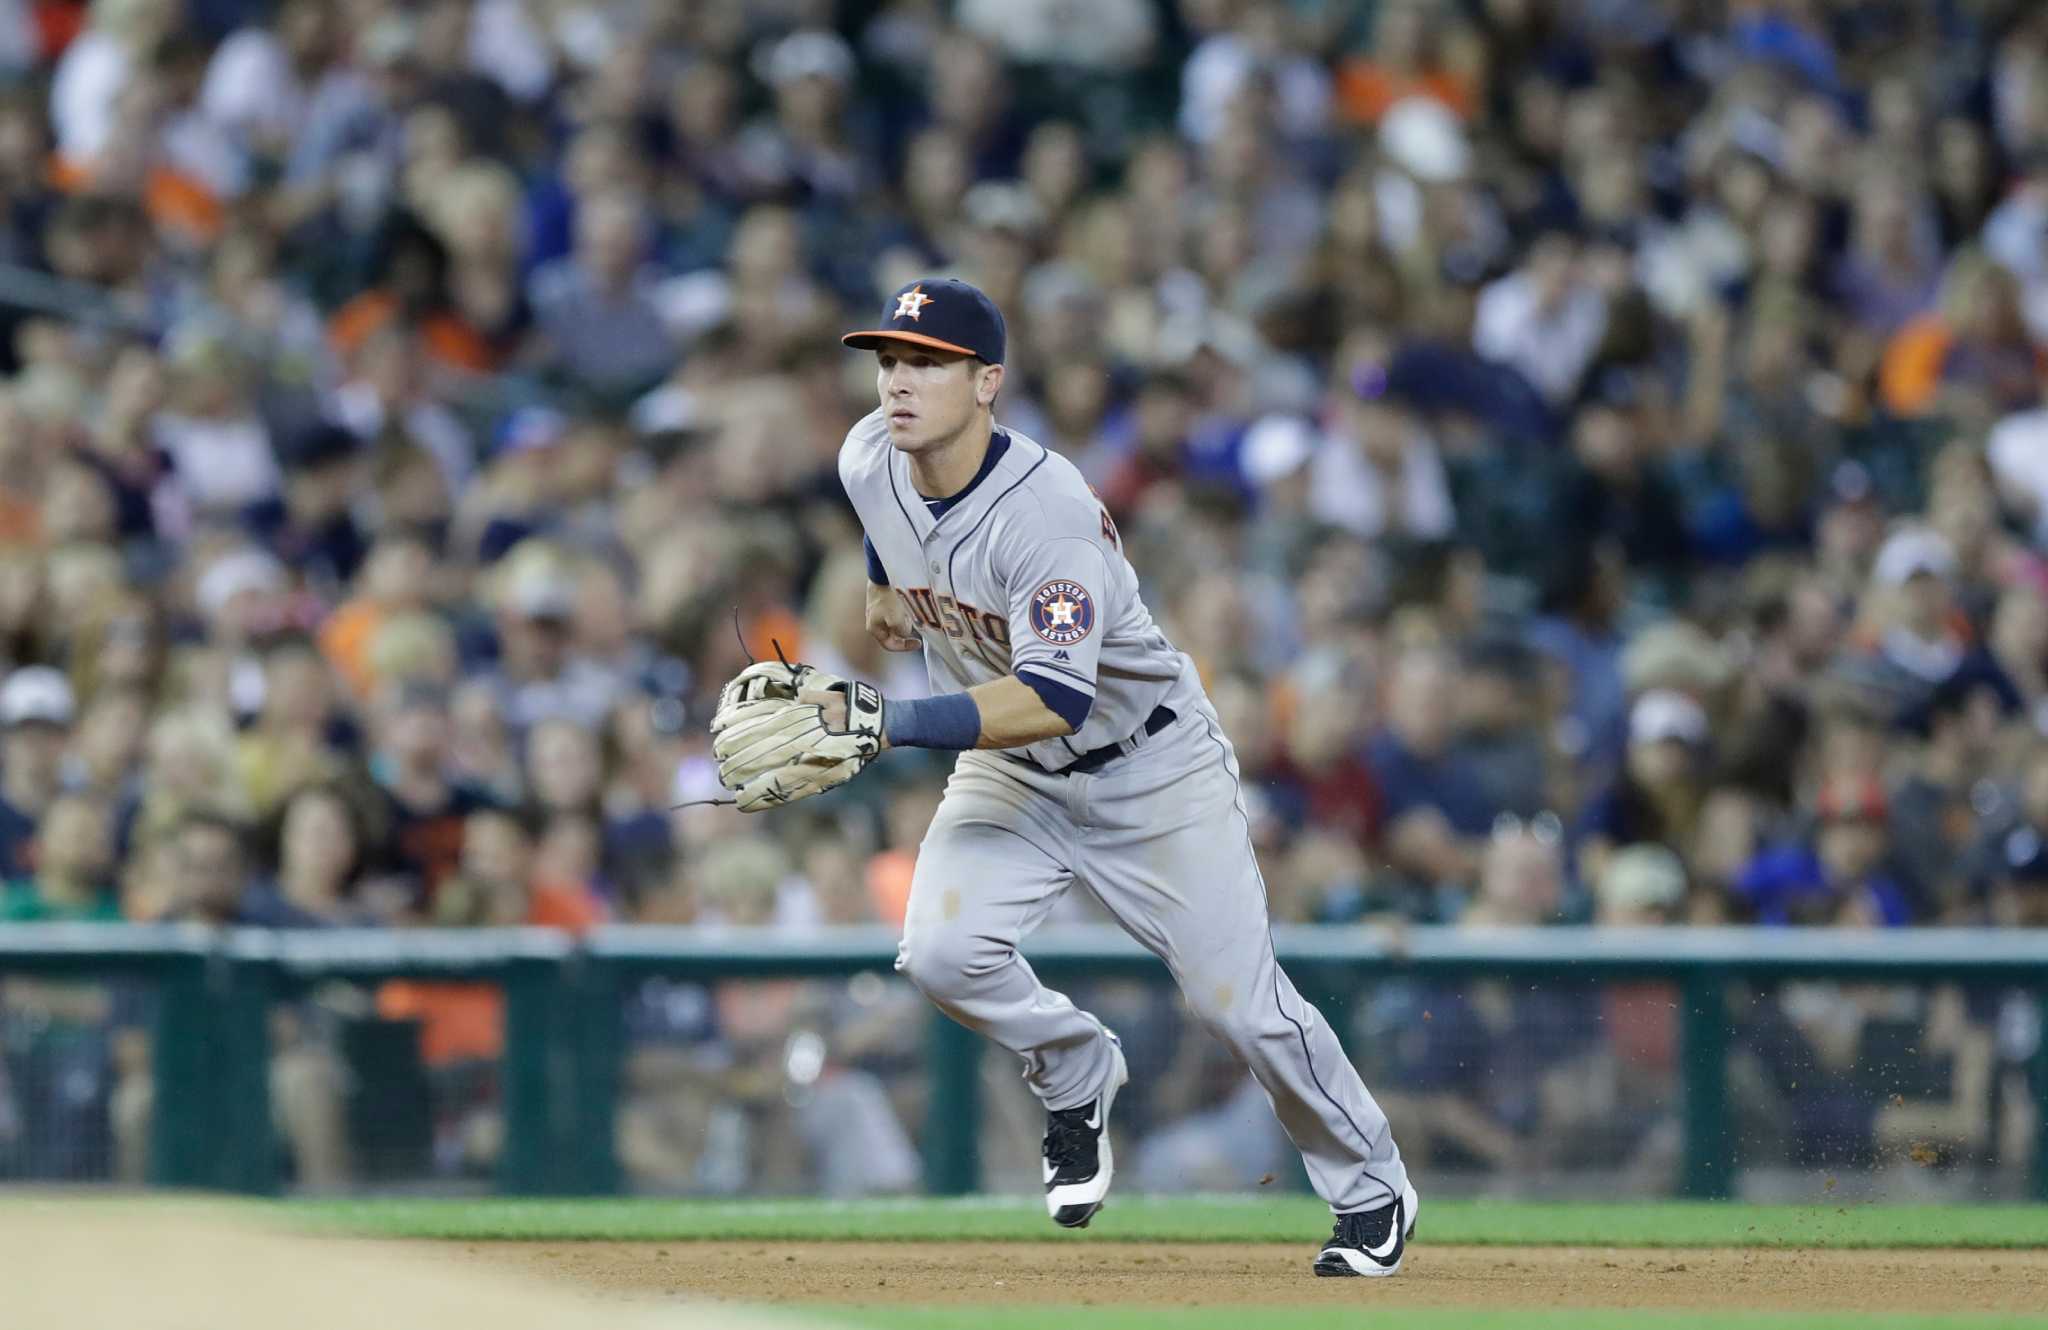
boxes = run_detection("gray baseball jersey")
[839,409,1181,772]
[839,411,1410,1215]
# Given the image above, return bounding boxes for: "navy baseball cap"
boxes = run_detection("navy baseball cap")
[842,277,1006,364]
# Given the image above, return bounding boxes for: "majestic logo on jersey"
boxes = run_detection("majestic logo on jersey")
[1029,580,1095,646]
[894,285,932,321]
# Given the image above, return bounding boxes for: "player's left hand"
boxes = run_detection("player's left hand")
[711,664,886,811]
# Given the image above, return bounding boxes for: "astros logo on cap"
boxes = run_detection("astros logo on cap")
[1029,580,1095,646]
[894,285,932,321]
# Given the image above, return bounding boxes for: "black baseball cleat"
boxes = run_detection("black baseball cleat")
[1314,1181,1420,1277]
[1042,1031,1128,1228]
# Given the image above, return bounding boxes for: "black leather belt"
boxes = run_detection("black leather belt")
[1056,705,1177,775]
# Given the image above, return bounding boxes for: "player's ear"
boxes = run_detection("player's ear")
[976,361,1004,408]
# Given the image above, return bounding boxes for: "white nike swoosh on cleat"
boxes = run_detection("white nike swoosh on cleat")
[1362,1205,1403,1261]
[1083,1100,1102,1130]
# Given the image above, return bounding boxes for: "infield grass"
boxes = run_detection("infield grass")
[283,1194,2048,1248]
[822,1312,2045,1330]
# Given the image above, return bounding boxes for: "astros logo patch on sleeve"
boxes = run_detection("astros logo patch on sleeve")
[1029,580,1095,645]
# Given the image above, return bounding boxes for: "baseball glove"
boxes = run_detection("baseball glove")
[709,661,885,812]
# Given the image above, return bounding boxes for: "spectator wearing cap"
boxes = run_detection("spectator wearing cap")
[1236,414,1323,580]
[0,666,75,878]
[1857,525,1971,690]
[1305,339,1454,545]
[1576,689,1712,894]
[1733,774,1912,927]
[478,542,619,735]
[735,28,865,203]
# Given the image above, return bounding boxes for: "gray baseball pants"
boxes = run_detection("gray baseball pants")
[894,678,1410,1213]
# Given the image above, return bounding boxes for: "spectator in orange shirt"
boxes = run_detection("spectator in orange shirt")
[318,531,437,700]
[1335,0,1479,126]
[377,803,600,1067]
[1879,251,2045,424]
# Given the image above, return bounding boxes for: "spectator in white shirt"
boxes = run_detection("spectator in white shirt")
[199,0,338,162]
[52,0,179,162]
[1306,342,1454,543]
[1987,382,2048,548]
[1473,227,1609,406]
[1982,148,2048,345]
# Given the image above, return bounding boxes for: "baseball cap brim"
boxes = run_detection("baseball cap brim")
[840,330,982,358]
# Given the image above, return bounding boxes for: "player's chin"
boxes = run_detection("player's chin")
[885,420,930,452]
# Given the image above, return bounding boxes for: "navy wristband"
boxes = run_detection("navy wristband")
[884,692,981,751]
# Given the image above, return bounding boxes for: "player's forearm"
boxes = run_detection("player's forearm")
[968,674,1076,748]
[880,675,1074,752]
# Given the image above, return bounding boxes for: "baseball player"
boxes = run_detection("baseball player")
[710,278,1416,1276]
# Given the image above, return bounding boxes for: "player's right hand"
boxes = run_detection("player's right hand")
[866,582,921,653]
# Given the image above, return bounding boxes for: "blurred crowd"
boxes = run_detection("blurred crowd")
[0,0,2045,1192]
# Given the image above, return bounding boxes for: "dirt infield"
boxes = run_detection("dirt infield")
[444,1239,2048,1316]
[1,1205,827,1330]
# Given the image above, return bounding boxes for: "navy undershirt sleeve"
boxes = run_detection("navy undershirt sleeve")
[864,536,888,586]
[1017,669,1093,733]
